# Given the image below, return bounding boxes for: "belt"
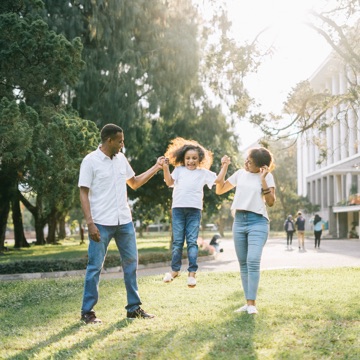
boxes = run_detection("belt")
[236,210,249,213]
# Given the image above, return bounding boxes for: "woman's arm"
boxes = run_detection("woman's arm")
[259,166,276,207]
[263,187,276,207]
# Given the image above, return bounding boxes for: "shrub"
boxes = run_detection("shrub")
[0,249,211,275]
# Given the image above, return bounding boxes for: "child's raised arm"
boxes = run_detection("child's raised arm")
[163,157,174,187]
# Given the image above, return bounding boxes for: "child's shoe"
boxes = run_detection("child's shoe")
[163,271,179,283]
[187,273,196,288]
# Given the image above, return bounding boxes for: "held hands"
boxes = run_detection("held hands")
[221,155,231,167]
[156,156,166,169]
[163,157,170,168]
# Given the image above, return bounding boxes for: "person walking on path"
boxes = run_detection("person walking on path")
[216,147,276,315]
[78,123,165,324]
[295,211,306,251]
[310,214,325,249]
[284,215,295,250]
[162,137,230,288]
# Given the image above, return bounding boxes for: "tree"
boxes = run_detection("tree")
[0,0,95,246]
[248,0,360,147]
[39,0,259,224]
[20,111,99,244]
[0,99,36,250]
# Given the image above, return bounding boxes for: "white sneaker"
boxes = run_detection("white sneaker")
[163,272,180,283]
[247,305,258,314]
[187,276,196,288]
[234,304,248,313]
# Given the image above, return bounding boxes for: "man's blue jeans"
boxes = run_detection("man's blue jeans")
[171,207,201,273]
[81,222,141,314]
[233,211,269,300]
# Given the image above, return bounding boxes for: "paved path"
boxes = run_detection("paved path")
[103,237,360,280]
[1,237,359,281]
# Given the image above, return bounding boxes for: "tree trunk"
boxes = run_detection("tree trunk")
[12,193,30,248]
[47,209,57,244]
[58,215,66,240]
[19,191,46,245]
[0,201,10,252]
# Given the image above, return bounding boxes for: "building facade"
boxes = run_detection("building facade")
[297,55,360,239]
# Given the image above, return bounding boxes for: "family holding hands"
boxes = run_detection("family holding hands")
[78,124,276,324]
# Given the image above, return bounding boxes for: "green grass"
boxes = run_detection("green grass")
[0,267,359,359]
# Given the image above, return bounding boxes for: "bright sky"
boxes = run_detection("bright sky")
[225,0,332,148]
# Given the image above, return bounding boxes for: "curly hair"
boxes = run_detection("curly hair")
[248,147,275,171]
[164,137,213,169]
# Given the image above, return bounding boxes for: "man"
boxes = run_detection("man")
[78,123,164,324]
[295,211,306,251]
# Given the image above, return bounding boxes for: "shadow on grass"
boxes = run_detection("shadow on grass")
[7,319,132,360]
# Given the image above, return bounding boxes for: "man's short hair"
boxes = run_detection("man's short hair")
[100,124,123,143]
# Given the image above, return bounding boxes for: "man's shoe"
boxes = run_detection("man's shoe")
[126,307,155,319]
[81,311,102,324]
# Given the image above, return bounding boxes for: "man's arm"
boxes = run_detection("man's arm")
[79,186,100,242]
[127,156,165,190]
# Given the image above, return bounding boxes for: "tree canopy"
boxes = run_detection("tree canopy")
[1,0,263,247]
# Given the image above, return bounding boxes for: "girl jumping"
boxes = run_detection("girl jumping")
[162,137,230,287]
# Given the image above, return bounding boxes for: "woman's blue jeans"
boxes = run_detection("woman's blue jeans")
[233,211,269,301]
[171,207,201,273]
[81,222,141,314]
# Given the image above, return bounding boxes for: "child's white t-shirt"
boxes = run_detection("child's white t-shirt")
[227,169,275,220]
[171,166,217,210]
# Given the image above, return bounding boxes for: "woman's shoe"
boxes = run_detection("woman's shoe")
[234,304,248,313]
[247,305,258,314]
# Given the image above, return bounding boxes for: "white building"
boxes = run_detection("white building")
[297,54,360,239]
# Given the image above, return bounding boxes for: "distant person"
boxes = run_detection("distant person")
[310,214,325,248]
[162,137,230,288]
[209,233,224,253]
[284,215,295,249]
[78,123,165,324]
[295,211,306,251]
[216,147,276,315]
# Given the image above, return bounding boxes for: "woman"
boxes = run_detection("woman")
[284,215,295,250]
[310,214,325,248]
[216,147,276,315]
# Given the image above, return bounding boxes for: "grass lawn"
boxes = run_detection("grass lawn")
[0,267,359,359]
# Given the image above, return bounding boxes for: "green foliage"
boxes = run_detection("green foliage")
[2,0,260,246]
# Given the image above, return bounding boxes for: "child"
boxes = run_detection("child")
[162,137,230,287]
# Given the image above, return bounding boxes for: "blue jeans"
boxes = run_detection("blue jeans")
[171,207,201,273]
[233,211,269,301]
[81,222,141,314]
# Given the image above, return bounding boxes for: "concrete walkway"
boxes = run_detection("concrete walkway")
[1,237,359,281]
[131,237,360,279]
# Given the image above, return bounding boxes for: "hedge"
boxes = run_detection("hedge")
[0,249,211,275]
